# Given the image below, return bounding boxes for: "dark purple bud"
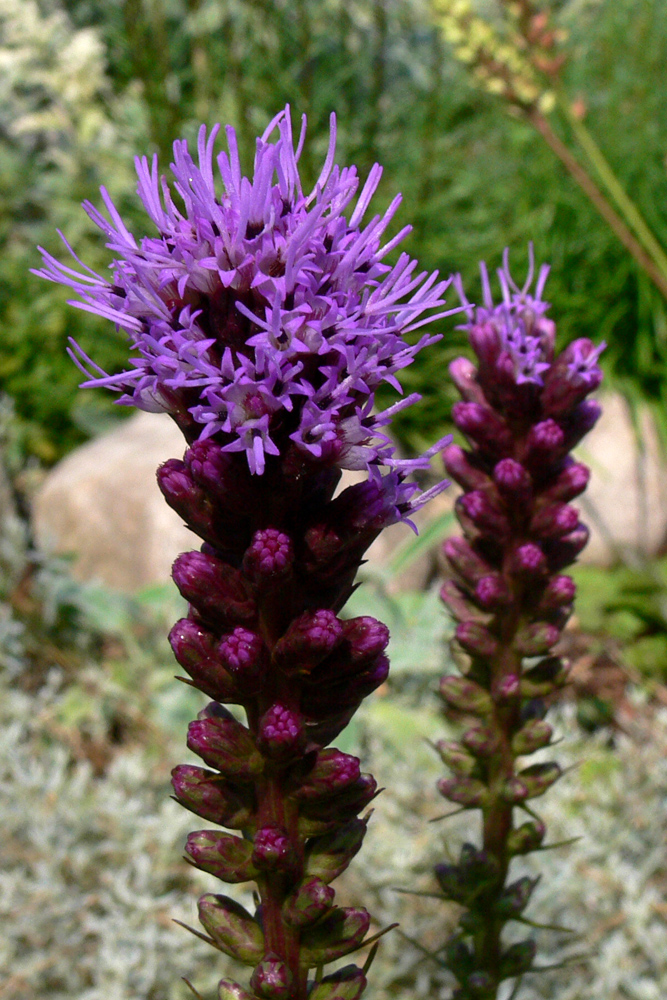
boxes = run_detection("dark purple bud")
[521,656,570,696]
[507,819,546,855]
[538,574,576,613]
[273,610,343,675]
[543,522,589,570]
[492,673,520,702]
[493,458,532,500]
[452,402,513,455]
[157,459,215,539]
[461,724,499,757]
[198,894,264,964]
[516,621,560,656]
[511,542,547,577]
[443,444,490,491]
[468,321,501,368]
[517,762,562,798]
[186,830,258,882]
[218,981,257,1000]
[171,765,253,827]
[187,708,264,778]
[500,940,537,979]
[437,775,489,807]
[543,459,590,502]
[435,739,477,776]
[299,907,371,966]
[250,955,292,1000]
[455,621,498,657]
[474,573,511,609]
[257,702,305,760]
[530,502,579,539]
[169,618,239,701]
[562,399,602,449]
[218,627,265,688]
[512,719,553,755]
[304,817,368,884]
[243,528,294,583]
[308,965,367,1000]
[172,551,256,625]
[186,439,251,513]
[342,616,390,661]
[297,774,378,833]
[295,748,361,800]
[443,537,494,585]
[440,580,490,623]
[283,876,336,928]
[252,826,294,873]
[456,491,510,538]
[449,357,484,402]
[523,418,565,468]
[440,675,493,715]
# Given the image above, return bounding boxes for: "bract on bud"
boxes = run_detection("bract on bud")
[172,551,256,625]
[517,762,561,798]
[543,523,590,570]
[282,876,336,927]
[511,719,553,755]
[443,536,493,586]
[440,580,491,624]
[543,460,590,502]
[297,774,378,832]
[461,725,500,757]
[468,321,501,369]
[515,621,560,656]
[171,765,253,828]
[530,502,579,539]
[495,877,537,918]
[537,574,576,613]
[217,980,258,1000]
[250,954,293,999]
[293,749,362,800]
[304,817,368,883]
[169,619,239,701]
[187,709,264,778]
[243,528,294,583]
[272,610,343,675]
[437,775,489,808]
[157,459,215,539]
[299,906,370,966]
[198,894,264,965]
[435,739,477,776]
[440,676,494,716]
[456,491,510,539]
[308,965,367,1000]
[455,621,498,658]
[507,819,546,855]
[449,357,484,402]
[186,830,258,882]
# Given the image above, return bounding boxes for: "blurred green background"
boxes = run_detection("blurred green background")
[2,0,667,462]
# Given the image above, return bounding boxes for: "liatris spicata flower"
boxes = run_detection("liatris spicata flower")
[34,108,454,1000]
[434,248,604,999]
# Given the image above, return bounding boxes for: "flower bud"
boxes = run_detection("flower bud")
[250,955,292,1000]
[530,502,579,539]
[452,402,513,455]
[461,724,500,757]
[512,719,553,755]
[294,749,362,800]
[468,322,501,368]
[495,877,537,918]
[172,551,256,625]
[521,656,570,696]
[511,542,547,577]
[507,819,546,855]
[171,765,253,828]
[283,876,336,927]
[543,522,589,570]
[157,459,215,539]
[252,825,295,873]
[435,739,477,776]
[187,707,264,778]
[437,775,488,808]
[440,676,493,716]
[444,938,474,978]
[186,439,251,513]
[297,774,378,832]
[537,574,576,613]
[449,357,484,402]
[515,621,560,656]
[499,939,536,979]
[243,528,294,583]
[304,817,368,884]
[272,610,343,675]
[523,418,565,468]
[493,458,532,501]
[217,980,257,1000]
[455,621,498,658]
[443,537,494,586]
[491,673,520,703]
[169,618,238,701]
[500,776,529,803]
[443,444,490,491]
[198,894,264,965]
[542,460,590,502]
[440,580,490,624]
[299,907,370,966]
[517,761,561,798]
[308,966,367,1000]
[218,627,266,688]
[466,972,494,995]
[257,703,305,760]
[186,830,258,882]
[456,491,510,539]
[562,399,602,449]
[474,573,511,609]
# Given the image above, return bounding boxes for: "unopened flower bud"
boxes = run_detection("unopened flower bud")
[466,972,494,995]
[250,955,293,1000]
[456,491,510,539]
[521,656,570,696]
[198,894,264,964]
[217,980,257,1000]
[543,522,589,570]
[187,706,264,778]
[243,528,294,582]
[157,459,215,538]
[543,460,590,502]
[308,966,367,1000]
[455,621,498,658]
[515,621,560,656]
[499,939,536,978]
[517,761,561,798]
[449,357,484,402]
[537,574,576,613]
[252,826,294,873]
[461,724,500,757]
[443,537,494,586]
[530,502,579,539]
[169,618,238,701]
[171,765,252,828]
[507,819,546,855]
[452,401,512,455]
[495,877,537,918]
[500,776,529,803]
[493,458,532,500]
[273,610,343,675]
[440,676,494,715]
[304,817,368,884]
[283,876,336,927]
[512,719,553,755]
[299,907,370,967]
[257,702,305,760]
[295,749,362,799]
[437,775,488,807]
[435,739,477,776]
[172,551,256,625]
[562,399,602,449]
[468,322,501,368]
[511,542,547,576]
[440,580,490,624]
[492,673,520,702]
[218,627,265,687]
[443,444,490,491]
[186,830,258,882]
[524,418,565,468]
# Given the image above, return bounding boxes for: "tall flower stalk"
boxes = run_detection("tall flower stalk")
[434,249,603,999]
[35,109,454,999]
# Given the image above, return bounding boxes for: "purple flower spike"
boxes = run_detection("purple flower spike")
[436,247,603,999]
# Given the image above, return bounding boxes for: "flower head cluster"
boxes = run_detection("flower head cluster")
[36,107,453,489]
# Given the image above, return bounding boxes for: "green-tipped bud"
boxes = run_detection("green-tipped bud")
[218,980,258,1000]
[300,907,370,966]
[521,656,570,696]
[293,748,361,800]
[171,765,253,828]
[187,706,264,779]
[512,719,553,755]
[437,775,489,808]
[440,676,493,716]
[495,876,538,918]
[283,876,335,927]
[461,724,500,757]
[250,954,292,999]
[308,965,367,1000]
[186,830,258,882]
[507,819,546,855]
[517,762,561,798]
[455,621,499,658]
[500,776,529,803]
[304,817,367,884]
[499,939,536,979]
[435,739,478,776]
[198,894,264,965]
[515,621,560,656]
